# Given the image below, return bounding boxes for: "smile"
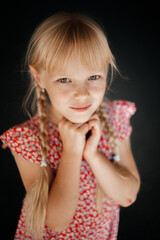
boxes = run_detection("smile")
[70,104,92,112]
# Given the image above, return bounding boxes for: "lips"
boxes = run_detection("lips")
[70,104,92,111]
[70,104,91,109]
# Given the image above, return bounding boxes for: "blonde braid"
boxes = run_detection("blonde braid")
[25,84,49,240]
[96,102,119,157]
[95,102,119,213]
[36,85,49,166]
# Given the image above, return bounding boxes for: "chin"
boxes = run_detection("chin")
[66,106,97,124]
[68,115,91,124]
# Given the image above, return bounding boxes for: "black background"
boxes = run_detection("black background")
[0,1,159,239]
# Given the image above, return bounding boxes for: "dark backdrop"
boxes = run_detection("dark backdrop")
[0,1,159,239]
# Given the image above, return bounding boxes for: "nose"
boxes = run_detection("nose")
[73,83,89,99]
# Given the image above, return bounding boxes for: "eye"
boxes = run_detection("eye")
[58,78,70,83]
[88,75,100,80]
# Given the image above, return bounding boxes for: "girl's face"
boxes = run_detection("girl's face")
[37,55,107,125]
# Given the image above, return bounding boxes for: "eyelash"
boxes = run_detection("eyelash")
[58,78,70,83]
[88,75,100,80]
[58,75,100,83]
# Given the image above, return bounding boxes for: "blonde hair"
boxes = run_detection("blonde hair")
[23,11,118,239]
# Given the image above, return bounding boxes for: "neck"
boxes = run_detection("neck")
[46,104,62,127]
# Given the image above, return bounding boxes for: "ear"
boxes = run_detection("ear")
[29,65,45,88]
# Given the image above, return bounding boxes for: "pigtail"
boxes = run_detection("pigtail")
[97,103,119,155]
[96,102,119,212]
[25,84,49,240]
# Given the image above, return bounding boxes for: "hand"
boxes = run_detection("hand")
[83,113,102,161]
[58,117,89,157]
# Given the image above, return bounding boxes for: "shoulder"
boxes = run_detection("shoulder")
[1,114,40,134]
[104,100,136,117]
[102,100,137,140]
[0,115,62,169]
[0,115,40,144]
[1,116,55,191]
[0,115,41,163]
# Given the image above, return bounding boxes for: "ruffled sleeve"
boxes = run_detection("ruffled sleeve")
[105,100,136,140]
[0,125,42,164]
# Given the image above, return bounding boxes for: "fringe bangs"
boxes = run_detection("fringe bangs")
[27,13,115,73]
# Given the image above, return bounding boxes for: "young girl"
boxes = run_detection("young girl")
[0,12,140,239]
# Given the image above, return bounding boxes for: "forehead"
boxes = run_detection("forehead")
[50,55,107,77]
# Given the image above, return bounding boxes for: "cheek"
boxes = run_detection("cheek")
[92,83,106,97]
[46,86,69,105]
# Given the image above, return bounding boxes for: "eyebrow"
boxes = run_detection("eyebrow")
[52,72,105,79]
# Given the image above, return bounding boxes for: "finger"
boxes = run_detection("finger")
[88,119,98,128]
[88,119,102,132]
[89,113,100,121]
[78,122,89,135]
[73,122,86,129]
[58,117,72,130]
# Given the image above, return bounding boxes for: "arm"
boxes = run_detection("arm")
[84,113,140,207]
[45,150,82,231]
[85,136,140,207]
[45,118,89,231]
[12,117,89,232]
[12,148,81,232]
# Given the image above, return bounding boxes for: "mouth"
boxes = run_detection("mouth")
[70,104,92,112]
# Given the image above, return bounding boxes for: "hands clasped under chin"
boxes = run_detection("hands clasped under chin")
[58,113,102,161]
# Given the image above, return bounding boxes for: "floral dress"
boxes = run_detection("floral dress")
[0,100,136,239]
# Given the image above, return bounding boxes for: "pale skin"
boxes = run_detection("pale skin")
[11,56,140,232]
